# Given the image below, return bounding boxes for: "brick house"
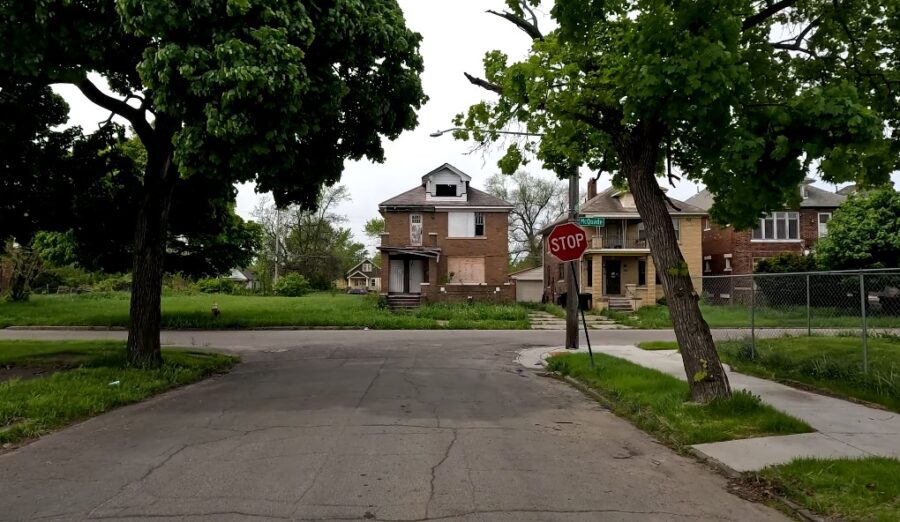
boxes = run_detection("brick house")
[543,180,707,312]
[686,179,846,275]
[345,258,381,292]
[377,163,514,307]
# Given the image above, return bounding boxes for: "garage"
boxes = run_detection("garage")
[510,266,543,302]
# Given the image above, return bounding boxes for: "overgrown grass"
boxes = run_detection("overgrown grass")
[637,341,679,351]
[0,340,235,444]
[605,304,900,329]
[718,336,900,412]
[546,352,811,446]
[519,302,566,318]
[759,457,900,522]
[0,293,531,330]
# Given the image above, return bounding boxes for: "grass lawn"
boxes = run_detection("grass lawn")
[0,293,530,330]
[634,336,900,412]
[759,457,900,522]
[0,340,235,444]
[546,352,811,446]
[605,304,900,329]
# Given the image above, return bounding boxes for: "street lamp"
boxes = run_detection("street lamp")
[430,126,582,350]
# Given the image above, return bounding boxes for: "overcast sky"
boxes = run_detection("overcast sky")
[54,0,890,251]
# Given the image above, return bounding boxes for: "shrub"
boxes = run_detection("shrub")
[196,277,238,294]
[93,273,132,292]
[274,273,311,297]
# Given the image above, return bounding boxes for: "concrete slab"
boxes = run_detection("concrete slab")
[691,433,872,472]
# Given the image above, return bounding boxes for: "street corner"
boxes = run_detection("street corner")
[515,346,580,370]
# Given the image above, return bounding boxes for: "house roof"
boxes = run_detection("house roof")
[509,266,543,281]
[581,187,707,215]
[688,183,847,211]
[421,163,471,183]
[227,268,257,281]
[379,185,512,210]
[346,258,381,277]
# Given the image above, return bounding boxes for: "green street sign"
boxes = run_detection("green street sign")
[579,216,605,227]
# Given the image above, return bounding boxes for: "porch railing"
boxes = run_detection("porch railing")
[590,237,648,250]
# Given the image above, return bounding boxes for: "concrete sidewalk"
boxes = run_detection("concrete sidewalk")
[518,345,900,472]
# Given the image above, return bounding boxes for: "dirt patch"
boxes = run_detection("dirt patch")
[0,353,90,382]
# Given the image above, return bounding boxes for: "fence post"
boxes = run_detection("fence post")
[750,273,756,358]
[860,273,868,374]
[806,274,811,336]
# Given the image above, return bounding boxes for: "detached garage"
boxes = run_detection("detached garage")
[509,266,543,303]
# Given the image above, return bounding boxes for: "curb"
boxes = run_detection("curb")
[3,326,128,331]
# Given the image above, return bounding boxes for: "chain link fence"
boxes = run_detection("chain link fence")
[694,269,900,373]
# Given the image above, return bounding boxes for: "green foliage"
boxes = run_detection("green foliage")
[754,253,818,274]
[92,274,132,293]
[817,188,900,270]
[546,353,810,445]
[0,340,235,444]
[363,218,385,241]
[274,273,312,297]
[30,231,78,267]
[196,278,238,295]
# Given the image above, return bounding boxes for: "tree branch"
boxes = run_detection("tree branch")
[463,72,504,94]
[74,78,156,149]
[486,9,542,40]
[743,0,800,31]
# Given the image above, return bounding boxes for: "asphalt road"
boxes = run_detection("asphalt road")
[0,331,788,521]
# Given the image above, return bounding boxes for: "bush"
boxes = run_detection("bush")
[754,253,817,274]
[656,296,668,306]
[93,273,132,292]
[196,277,238,294]
[274,273,311,297]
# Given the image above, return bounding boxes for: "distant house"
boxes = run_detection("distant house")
[686,178,846,275]
[509,266,543,303]
[345,258,381,292]
[227,268,259,290]
[377,163,514,307]
[542,179,707,312]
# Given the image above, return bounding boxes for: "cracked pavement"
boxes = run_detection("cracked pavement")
[0,330,788,521]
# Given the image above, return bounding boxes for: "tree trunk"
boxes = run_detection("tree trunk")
[126,151,177,368]
[621,127,731,403]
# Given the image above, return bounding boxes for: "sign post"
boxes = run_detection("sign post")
[546,223,595,367]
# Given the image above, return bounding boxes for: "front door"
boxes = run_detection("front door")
[389,258,425,294]
[408,260,424,293]
[389,260,405,293]
[605,259,621,295]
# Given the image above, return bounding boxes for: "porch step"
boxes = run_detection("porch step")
[387,294,422,311]
[607,297,634,313]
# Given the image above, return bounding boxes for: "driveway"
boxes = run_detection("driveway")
[0,331,787,521]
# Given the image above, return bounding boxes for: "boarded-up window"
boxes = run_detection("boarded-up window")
[448,212,475,237]
[410,214,423,245]
[447,257,485,283]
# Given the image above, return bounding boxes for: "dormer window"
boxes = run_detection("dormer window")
[435,184,457,197]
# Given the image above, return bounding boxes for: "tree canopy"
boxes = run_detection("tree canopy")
[817,187,900,270]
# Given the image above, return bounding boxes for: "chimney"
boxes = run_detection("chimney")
[587,178,597,200]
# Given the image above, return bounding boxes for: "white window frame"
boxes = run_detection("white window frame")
[751,212,800,242]
[474,212,485,237]
[818,212,832,237]
[703,217,711,231]
[724,254,732,272]
[410,214,423,246]
[362,263,372,272]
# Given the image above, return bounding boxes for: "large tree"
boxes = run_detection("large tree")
[817,187,900,270]
[456,0,896,401]
[1,1,425,366]
[485,171,566,267]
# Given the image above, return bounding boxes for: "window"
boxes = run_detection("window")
[558,263,565,281]
[672,218,680,241]
[704,261,711,273]
[370,279,376,288]
[638,222,646,241]
[752,212,799,240]
[724,255,732,272]
[410,214,423,245]
[448,257,485,283]
[362,263,372,272]
[435,184,457,197]
[448,212,485,238]
[703,217,711,231]
[638,259,647,286]
[818,212,831,237]
[586,258,593,287]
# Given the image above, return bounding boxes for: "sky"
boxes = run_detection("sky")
[53,0,891,251]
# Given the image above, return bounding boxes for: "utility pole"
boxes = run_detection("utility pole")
[566,168,579,349]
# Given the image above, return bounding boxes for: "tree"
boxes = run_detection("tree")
[363,218,386,242]
[817,188,900,270]
[455,0,895,401]
[1,1,426,366]
[485,171,566,267]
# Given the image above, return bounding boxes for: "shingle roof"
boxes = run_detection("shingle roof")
[379,185,512,209]
[685,190,714,211]
[688,184,846,210]
[581,187,707,215]
[509,266,543,281]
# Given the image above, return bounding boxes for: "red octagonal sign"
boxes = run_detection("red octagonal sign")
[547,222,589,262]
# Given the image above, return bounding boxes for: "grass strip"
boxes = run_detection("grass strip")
[0,340,236,444]
[758,457,900,522]
[546,352,811,446]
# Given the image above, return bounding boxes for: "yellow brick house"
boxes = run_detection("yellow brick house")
[543,181,706,312]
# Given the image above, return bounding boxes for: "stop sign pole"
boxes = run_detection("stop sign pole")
[547,222,595,367]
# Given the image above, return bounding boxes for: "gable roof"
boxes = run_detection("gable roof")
[379,185,512,209]
[509,266,543,281]
[421,163,472,183]
[581,187,707,215]
[688,184,846,211]
[346,258,381,277]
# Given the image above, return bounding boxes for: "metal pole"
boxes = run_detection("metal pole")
[860,273,868,374]
[806,273,811,336]
[750,273,756,358]
[570,263,595,367]
[565,168,580,350]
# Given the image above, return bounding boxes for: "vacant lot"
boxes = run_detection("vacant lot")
[606,304,900,329]
[0,340,235,444]
[0,293,530,330]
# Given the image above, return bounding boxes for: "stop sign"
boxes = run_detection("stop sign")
[547,222,589,262]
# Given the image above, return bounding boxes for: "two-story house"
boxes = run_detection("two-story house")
[378,163,514,307]
[543,179,707,312]
[686,178,846,275]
